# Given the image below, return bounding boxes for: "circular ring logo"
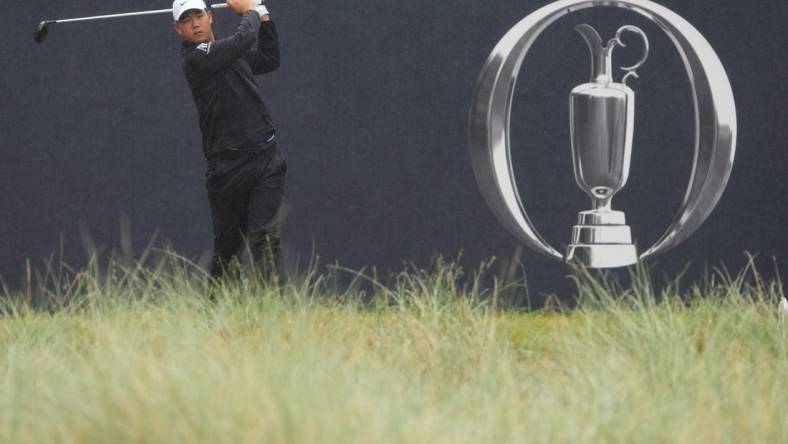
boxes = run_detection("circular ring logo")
[468,0,737,268]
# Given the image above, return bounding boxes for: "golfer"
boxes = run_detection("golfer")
[173,0,286,283]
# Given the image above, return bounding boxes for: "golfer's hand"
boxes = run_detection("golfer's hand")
[227,0,257,16]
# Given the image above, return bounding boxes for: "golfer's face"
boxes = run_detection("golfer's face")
[176,9,213,44]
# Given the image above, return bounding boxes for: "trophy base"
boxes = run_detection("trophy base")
[565,210,638,269]
[565,243,638,269]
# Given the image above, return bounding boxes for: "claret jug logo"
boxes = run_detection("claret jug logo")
[469,0,737,269]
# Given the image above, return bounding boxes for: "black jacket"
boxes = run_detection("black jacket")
[181,11,280,159]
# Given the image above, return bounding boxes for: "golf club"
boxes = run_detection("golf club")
[34,3,232,44]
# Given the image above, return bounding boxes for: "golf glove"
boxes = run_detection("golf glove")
[254,0,269,17]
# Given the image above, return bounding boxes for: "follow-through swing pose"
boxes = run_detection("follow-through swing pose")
[173,0,286,284]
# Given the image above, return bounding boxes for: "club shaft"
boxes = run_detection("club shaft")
[52,3,228,24]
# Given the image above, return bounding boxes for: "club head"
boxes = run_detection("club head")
[34,21,50,44]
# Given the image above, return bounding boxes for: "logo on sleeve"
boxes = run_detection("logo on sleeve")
[196,42,211,54]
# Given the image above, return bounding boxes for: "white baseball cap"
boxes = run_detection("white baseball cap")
[173,0,208,21]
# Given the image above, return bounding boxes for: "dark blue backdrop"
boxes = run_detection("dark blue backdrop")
[2,1,786,302]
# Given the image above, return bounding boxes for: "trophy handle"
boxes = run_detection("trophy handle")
[612,25,650,85]
[469,0,737,263]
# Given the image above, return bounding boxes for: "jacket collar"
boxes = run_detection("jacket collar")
[181,40,197,55]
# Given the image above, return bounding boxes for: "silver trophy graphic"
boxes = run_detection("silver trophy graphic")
[469,0,737,269]
[565,24,649,268]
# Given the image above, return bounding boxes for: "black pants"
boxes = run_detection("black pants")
[205,141,287,283]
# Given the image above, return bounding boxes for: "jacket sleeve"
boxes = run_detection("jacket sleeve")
[244,20,280,75]
[184,10,261,80]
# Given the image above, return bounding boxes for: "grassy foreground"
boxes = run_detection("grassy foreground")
[0,252,785,443]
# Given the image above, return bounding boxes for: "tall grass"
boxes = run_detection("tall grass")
[0,249,785,443]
